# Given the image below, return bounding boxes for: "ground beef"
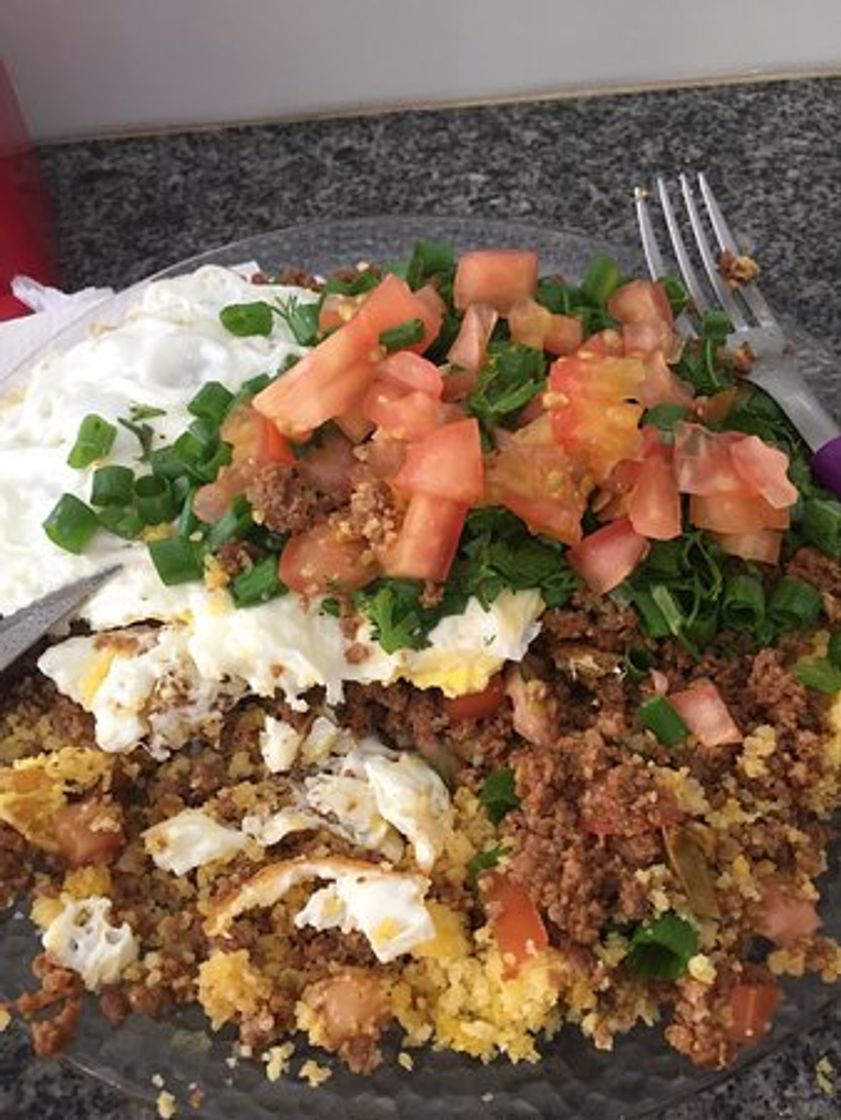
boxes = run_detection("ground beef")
[541,593,639,653]
[269,267,322,291]
[787,547,841,609]
[215,540,264,579]
[16,955,83,1058]
[245,462,340,535]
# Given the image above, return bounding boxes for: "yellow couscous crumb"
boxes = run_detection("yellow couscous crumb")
[0,1007,10,1032]
[197,950,263,1029]
[156,1089,177,1118]
[262,1042,295,1082]
[397,1051,414,1071]
[299,1059,333,1087]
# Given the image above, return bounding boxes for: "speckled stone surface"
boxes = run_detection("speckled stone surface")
[4,76,841,1119]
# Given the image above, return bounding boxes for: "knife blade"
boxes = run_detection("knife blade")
[0,566,121,675]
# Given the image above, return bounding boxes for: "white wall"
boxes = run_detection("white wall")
[3,0,840,141]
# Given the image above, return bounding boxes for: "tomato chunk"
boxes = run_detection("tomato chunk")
[453,249,539,314]
[443,673,507,722]
[318,292,364,333]
[508,298,582,356]
[689,493,790,534]
[755,880,820,947]
[710,529,783,566]
[363,381,458,441]
[377,350,444,398]
[384,493,466,582]
[193,465,251,523]
[394,418,484,505]
[221,404,295,467]
[728,980,781,1046]
[627,454,682,540]
[356,273,441,354]
[297,430,356,501]
[608,278,674,327]
[668,680,742,746]
[481,872,548,975]
[279,522,378,595]
[485,441,589,546]
[567,517,649,594]
[445,302,499,394]
[729,434,798,509]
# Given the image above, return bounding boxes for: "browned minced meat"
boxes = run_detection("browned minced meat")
[215,540,264,579]
[245,462,340,535]
[507,732,682,945]
[338,478,402,558]
[16,954,83,1058]
[787,547,841,608]
[541,593,639,653]
[270,267,322,291]
[717,248,759,289]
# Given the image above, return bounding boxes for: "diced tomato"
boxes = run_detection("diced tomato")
[627,454,682,540]
[512,412,554,445]
[622,319,673,358]
[516,392,546,428]
[55,797,125,868]
[693,387,739,425]
[567,517,649,593]
[673,423,746,495]
[453,249,539,314]
[377,350,444,398]
[384,493,466,582]
[446,302,499,392]
[297,430,356,500]
[729,434,798,509]
[193,465,251,523]
[335,398,375,443]
[507,298,582,356]
[608,278,674,327]
[414,283,447,345]
[221,404,296,467]
[318,292,364,333]
[480,872,548,975]
[668,680,742,746]
[755,880,820,946]
[443,673,507,722]
[548,356,645,483]
[728,980,781,1046]
[690,493,790,534]
[710,529,783,566]
[356,273,441,354]
[485,441,589,546]
[639,351,694,408]
[394,418,484,505]
[279,522,378,595]
[359,437,408,481]
[363,381,458,441]
[578,328,624,358]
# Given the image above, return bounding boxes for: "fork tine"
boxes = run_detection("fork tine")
[697,172,778,328]
[655,177,710,314]
[679,173,748,329]
[634,187,667,280]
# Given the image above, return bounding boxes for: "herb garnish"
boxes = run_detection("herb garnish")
[479,768,520,825]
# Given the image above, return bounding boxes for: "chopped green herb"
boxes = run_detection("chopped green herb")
[148,536,203,585]
[626,912,698,980]
[379,318,425,352]
[203,495,254,553]
[768,577,823,630]
[133,474,177,526]
[701,308,733,343]
[353,579,431,654]
[405,240,456,290]
[467,844,510,884]
[638,696,688,747]
[644,403,689,432]
[97,505,144,541]
[479,768,520,826]
[129,403,166,421]
[624,645,654,682]
[219,301,274,337]
[794,658,841,694]
[802,498,841,558]
[661,276,689,317]
[828,631,841,669]
[67,414,117,469]
[230,556,287,608]
[90,465,134,507]
[43,494,99,554]
[117,416,156,462]
[467,343,546,435]
[721,573,766,633]
[320,597,341,618]
[275,296,320,346]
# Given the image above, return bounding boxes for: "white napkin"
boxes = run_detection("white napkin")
[0,276,114,387]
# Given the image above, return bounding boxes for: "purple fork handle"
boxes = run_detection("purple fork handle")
[812,436,841,500]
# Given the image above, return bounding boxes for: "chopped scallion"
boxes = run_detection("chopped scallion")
[802,498,841,558]
[638,696,688,747]
[67,414,117,469]
[133,474,177,525]
[203,495,254,553]
[794,657,841,694]
[768,577,823,630]
[626,912,698,980]
[828,630,841,669]
[230,556,286,607]
[188,381,234,425]
[219,301,274,337]
[148,536,203,585]
[90,465,134,506]
[43,493,99,554]
[379,317,425,352]
[722,573,765,633]
[97,505,144,540]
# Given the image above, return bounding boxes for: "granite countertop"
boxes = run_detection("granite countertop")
[3,75,841,1120]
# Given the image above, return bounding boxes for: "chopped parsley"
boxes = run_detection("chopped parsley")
[479,768,520,825]
[626,912,698,981]
[219,300,275,337]
[467,843,510,884]
[467,343,547,438]
[274,296,320,347]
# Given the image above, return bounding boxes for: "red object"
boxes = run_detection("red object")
[0,63,56,319]
[567,517,650,593]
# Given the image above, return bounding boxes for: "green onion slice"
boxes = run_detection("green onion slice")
[204,495,254,553]
[802,498,841,559]
[230,556,286,608]
[626,912,698,980]
[90,465,134,507]
[67,414,117,469]
[828,631,841,669]
[98,505,144,541]
[219,301,274,337]
[134,474,177,526]
[379,318,425,352]
[768,577,823,630]
[794,657,841,694]
[722,573,765,632]
[43,494,99,554]
[148,536,203,585]
[188,381,234,426]
[638,696,688,747]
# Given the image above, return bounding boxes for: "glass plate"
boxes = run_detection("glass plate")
[2,216,840,1120]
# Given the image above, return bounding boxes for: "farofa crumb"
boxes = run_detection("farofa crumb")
[0,1007,10,1032]
[263,1041,295,1082]
[156,1089,177,1119]
[817,1055,836,1097]
[299,1059,333,1087]
[397,1050,414,1070]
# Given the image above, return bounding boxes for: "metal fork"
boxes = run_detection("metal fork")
[635,172,841,498]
